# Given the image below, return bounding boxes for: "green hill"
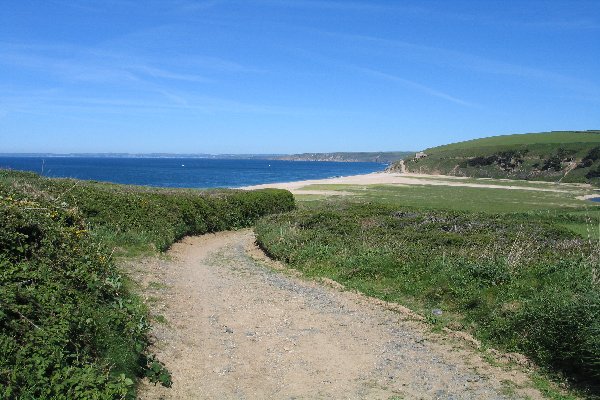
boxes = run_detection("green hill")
[393,130,600,184]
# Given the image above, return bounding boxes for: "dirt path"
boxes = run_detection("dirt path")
[133,230,543,400]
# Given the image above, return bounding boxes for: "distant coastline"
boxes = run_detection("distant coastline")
[0,157,387,189]
[0,151,412,164]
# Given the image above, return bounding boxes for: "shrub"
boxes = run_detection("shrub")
[465,151,525,172]
[586,165,600,179]
[0,193,153,398]
[0,170,295,398]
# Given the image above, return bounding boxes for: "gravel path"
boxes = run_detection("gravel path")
[133,230,543,400]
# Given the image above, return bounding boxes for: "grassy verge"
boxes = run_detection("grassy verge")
[255,190,600,396]
[298,183,593,212]
[0,169,295,398]
[297,183,600,240]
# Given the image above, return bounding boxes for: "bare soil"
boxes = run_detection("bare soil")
[132,230,544,400]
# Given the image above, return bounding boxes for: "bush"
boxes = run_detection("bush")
[465,151,525,172]
[583,146,600,163]
[0,170,295,253]
[0,170,295,398]
[586,165,600,179]
[542,147,576,172]
[0,194,152,398]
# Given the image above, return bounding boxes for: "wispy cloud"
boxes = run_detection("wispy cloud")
[287,47,476,107]
[318,32,598,96]
[0,40,262,108]
[0,43,225,80]
[173,0,223,12]
[0,88,327,118]
[252,0,420,13]
[0,45,179,85]
[128,65,212,83]
[518,18,599,30]
[46,0,107,12]
[47,0,224,14]
[435,8,600,31]
[0,36,302,121]
[255,1,599,31]
[352,66,476,107]
[172,55,266,73]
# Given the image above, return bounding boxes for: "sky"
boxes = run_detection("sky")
[1,0,599,154]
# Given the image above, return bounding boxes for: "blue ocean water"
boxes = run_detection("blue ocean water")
[0,157,386,189]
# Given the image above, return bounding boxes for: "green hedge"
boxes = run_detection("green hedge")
[0,170,295,398]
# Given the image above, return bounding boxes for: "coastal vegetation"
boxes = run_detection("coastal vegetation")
[295,180,600,239]
[0,169,294,399]
[392,130,600,185]
[3,131,600,397]
[256,182,600,395]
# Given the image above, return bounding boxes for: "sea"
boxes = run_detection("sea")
[0,157,386,189]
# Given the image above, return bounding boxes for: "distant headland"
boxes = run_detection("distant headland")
[0,151,413,164]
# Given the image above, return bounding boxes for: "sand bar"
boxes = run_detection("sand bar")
[241,171,577,194]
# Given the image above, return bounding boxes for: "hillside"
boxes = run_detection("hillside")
[392,130,600,184]
[276,151,413,163]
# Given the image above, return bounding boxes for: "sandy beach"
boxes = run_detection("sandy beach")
[242,171,576,194]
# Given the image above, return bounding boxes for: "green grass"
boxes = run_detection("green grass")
[394,130,600,185]
[299,183,595,212]
[430,131,600,152]
[298,182,600,241]
[531,373,582,400]
[0,169,295,398]
[386,174,593,188]
[256,184,600,396]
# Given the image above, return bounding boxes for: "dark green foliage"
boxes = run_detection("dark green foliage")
[577,146,600,169]
[0,192,146,399]
[0,170,295,253]
[583,146,600,164]
[586,164,600,179]
[465,150,525,171]
[466,155,496,167]
[542,148,575,172]
[0,170,294,398]
[142,355,172,388]
[255,201,600,389]
[395,130,600,185]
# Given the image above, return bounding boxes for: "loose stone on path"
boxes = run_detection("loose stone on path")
[134,230,543,400]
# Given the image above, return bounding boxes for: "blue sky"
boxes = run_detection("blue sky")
[1,0,599,154]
